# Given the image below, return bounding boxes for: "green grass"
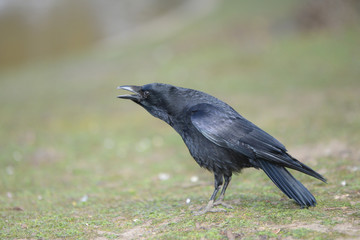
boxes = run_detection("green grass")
[1,0,360,239]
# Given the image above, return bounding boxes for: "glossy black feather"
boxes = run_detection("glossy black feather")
[258,160,317,207]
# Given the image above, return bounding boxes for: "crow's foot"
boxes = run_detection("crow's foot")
[214,199,234,209]
[213,195,234,209]
[193,199,232,216]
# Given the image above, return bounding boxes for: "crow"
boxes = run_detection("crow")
[117,83,326,214]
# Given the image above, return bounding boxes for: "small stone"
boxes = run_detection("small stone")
[158,173,170,181]
[80,195,88,202]
[190,176,199,183]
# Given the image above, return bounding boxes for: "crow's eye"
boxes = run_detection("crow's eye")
[143,91,150,98]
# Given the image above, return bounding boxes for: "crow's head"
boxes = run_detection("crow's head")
[118,83,189,123]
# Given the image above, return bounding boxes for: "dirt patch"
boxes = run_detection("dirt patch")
[289,139,360,164]
[268,221,328,233]
[96,230,120,240]
[263,219,360,236]
[119,221,152,240]
[333,221,360,236]
[95,220,153,240]
[267,219,360,237]
[115,216,183,239]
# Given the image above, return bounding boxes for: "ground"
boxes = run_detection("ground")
[1,0,360,239]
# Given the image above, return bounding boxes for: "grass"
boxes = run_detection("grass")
[1,0,360,239]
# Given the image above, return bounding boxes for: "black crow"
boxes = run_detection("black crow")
[117,83,326,214]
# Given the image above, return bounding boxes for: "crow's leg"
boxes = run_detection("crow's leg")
[214,174,233,209]
[209,173,223,201]
[193,173,230,215]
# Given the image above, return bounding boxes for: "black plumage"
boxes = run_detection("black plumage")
[118,83,326,214]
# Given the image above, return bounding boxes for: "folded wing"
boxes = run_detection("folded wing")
[189,103,326,182]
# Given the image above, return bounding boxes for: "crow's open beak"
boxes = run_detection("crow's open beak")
[117,85,142,101]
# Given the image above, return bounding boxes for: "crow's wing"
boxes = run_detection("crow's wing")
[189,103,304,168]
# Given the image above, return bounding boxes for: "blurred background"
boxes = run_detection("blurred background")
[1,0,359,69]
[0,0,215,69]
[1,0,360,238]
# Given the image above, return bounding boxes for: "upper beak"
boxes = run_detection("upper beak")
[117,85,142,101]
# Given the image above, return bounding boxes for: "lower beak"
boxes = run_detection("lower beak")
[117,85,142,101]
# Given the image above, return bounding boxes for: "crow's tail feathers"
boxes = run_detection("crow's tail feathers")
[287,155,327,183]
[258,160,317,207]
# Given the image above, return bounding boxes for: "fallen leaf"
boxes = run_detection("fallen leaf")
[12,206,24,211]
[272,228,281,234]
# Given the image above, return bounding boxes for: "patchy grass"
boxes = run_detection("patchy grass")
[1,0,360,239]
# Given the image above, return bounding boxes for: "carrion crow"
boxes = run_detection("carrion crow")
[117,83,326,214]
